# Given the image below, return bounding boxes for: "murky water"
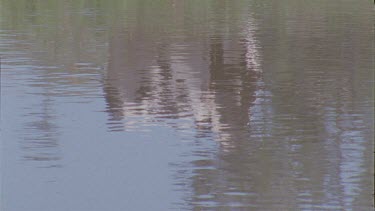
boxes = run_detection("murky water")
[1,1,373,210]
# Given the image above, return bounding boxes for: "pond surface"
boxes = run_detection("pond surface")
[1,1,373,210]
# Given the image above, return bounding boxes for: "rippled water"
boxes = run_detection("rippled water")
[1,1,373,210]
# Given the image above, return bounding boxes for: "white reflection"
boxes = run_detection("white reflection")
[244,16,261,72]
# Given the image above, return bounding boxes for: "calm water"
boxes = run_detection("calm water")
[1,1,373,210]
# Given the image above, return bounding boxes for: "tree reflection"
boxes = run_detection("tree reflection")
[103,1,373,210]
[103,1,268,209]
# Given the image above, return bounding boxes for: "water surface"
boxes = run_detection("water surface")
[1,1,373,210]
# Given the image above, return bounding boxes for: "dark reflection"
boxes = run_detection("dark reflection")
[21,95,62,167]
[104,0,261,134]
[254,2,373,209]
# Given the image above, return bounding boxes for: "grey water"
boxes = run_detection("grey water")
[1,1,373,210]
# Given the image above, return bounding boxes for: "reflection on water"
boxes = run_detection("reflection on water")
[1,0,373,210]
[105,12,261,140]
